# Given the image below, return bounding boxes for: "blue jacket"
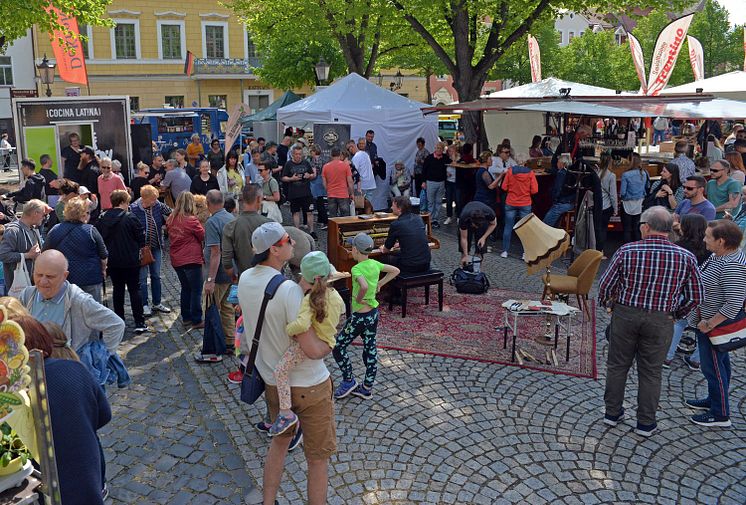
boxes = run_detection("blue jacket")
[78,339,131,388]
[621,169,649,201]
[44,222,107,286]
[130,199,171,249]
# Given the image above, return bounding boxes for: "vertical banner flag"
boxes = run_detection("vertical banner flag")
[527,34,542,83]
[45,6,88,85]
[223,103,247,154]
[627,33,647,94]
[687,35,704,81]
[184,50,195,77]
[646,14,695,96]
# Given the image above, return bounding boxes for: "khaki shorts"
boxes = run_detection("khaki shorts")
[265,378,337,460]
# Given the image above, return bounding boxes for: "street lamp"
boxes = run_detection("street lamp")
[37,54,56,97]
[314,57,330,85]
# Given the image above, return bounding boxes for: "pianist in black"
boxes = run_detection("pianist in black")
[379,195,431,275]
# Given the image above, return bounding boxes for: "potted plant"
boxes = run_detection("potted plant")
[0,422,29,476]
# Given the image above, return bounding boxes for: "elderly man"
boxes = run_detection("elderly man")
[238,222,334,505]
[19,250,125,353]
[0,199,46,294]
[599,206,703,437]
[706,159,742,219]
[160,158,191,203]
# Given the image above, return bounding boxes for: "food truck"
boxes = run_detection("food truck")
[132,107,229,158]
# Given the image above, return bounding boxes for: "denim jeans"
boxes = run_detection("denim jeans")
[502,204,532,253]
[426,181,445,223]
[175,264,203,324]
[444,181,458,218]
[139,247,162,306]
[666,319,699,363]
[653,128,666,145]
[543,202,574,228]
[696,329,731,418]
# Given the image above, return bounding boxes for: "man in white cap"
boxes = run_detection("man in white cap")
[237,221,335,505]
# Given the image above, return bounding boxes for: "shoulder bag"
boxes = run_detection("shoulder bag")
[240,273,287,405]
[708,307,746,352]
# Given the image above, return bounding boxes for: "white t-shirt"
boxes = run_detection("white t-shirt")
[238,264,330,387]
[489,156,516,177]
[353,151,376,190]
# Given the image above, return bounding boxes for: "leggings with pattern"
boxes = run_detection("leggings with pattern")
[333,309,379,388]
[274,340,307,411]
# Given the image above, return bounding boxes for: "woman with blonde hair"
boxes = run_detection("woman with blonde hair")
[725,151,745,185]
[166,192,205,328]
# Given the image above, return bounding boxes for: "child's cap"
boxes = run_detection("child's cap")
[300,251,331,283]
[348,232,374,254]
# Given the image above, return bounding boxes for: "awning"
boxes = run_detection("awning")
[511,101,654,118]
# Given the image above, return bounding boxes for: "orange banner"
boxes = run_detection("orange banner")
[527,34,541,83]
[46,6,88,85]
[687,35,704,81]
[646,14,694,96]
[627,33,647,94]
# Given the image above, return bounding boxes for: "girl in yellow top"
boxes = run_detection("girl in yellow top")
[269,251,345,436]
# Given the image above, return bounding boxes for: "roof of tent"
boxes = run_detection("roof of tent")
[484,77,617,98]
[661,71,746,96]
[241,90,302,124]
[277,73,435,125]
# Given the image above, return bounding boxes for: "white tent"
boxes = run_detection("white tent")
[661,71,746,101]
[277,73,438,171]
[484,77,616,98]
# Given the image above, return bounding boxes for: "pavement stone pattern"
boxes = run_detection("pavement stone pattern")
[101,214,746,504]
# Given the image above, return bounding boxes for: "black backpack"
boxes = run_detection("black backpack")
[450,264,490,294]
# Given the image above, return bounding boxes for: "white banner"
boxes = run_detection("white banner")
[528,34,541,83]
[646,14,694,96]
[687,35,704,81]
[627,33,647,95]
[224,103,247,154]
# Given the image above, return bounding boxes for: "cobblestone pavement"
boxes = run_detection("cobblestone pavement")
[102,216,746,504]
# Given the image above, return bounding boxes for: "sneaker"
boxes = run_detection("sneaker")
[500,251,508,258]
[143,305,152,317]
[684,398,710,411]
[351,384,372,399]
[320,224,328,230]
[288,427,303,451]
[194,353,223,363]
[603,408,624,427]
[432,221,440,229]
[683,355,700,371]
[690,412,731,427]
[255,422,271,436]
[153,304,171,313]
[443,217,453,225]
[134,326,150,335]
[227,370,243,384]
[334,379,358,399]
[634,422,657,437]
[662,359,672,369]
[269,412,299,436]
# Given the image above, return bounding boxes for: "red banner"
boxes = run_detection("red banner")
[646,14,694,96]
[45,6,88,85]
[687,35,704,81]
[527,34,541,83]
[627,33,647,94]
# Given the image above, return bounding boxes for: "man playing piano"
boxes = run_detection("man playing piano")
[380,196,431,275]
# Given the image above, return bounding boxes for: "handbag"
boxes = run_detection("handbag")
[450,263,490,294]
[8,259,31,299]
[140,245,155,267]
[707,308,746,352]
[201,294,227,356]
[240,274,287,405]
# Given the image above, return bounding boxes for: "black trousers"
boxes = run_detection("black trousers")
[109,266,145,327]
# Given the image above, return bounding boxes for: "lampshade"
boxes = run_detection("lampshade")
[513,213,570,275]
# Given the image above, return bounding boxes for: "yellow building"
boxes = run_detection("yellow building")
[33,0,314,112]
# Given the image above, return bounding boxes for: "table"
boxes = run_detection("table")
[500,300,580,363]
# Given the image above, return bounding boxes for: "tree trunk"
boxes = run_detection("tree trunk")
[453,70,489,150]
[425,67,433,104]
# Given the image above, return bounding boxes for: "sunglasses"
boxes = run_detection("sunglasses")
[710,168,722,173]
[274,234,293,247]
[683,185,698,190]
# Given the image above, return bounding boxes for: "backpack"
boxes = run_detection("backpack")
[450,264,490,294]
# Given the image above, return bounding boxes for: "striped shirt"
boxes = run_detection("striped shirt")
[599,235,703,318]
[688,250,746,325]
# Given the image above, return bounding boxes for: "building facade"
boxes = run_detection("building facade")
[0,30,38,143]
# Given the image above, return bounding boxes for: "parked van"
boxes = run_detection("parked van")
[438,114,460,140]
[132,107,230,157]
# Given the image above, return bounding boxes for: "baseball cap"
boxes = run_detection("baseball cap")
[300,251,331,283]
[80,146,95,157]
[252,222,287,255]
[348,232,374,254]
[78,186,91,195]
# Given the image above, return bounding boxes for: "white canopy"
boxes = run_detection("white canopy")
[277,73,438,172]
[661,71,746,100]
[484,77,616,98]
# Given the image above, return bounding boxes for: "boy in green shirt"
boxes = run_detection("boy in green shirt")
[333,232,399,399]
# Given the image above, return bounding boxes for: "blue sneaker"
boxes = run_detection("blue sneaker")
[603,408,624,427]
[690,412,731,427]
[634,422,657,437]
[351,384,372,399]
[334,379,358,399]
[288,427,303,451]
[684,398,710,411]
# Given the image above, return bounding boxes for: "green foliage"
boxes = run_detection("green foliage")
[0,0,113,53]
[489,16,562,84]
[0,423,29,468]
[688,0,742,77]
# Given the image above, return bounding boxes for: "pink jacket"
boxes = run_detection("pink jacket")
[166,215,205,267]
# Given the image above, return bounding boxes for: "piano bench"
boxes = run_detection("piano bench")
[389,270,444,318]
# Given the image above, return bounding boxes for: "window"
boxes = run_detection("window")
[130,97,140,112]
[247,95,269,113]
[78,24,90,59]
[568,31,576,42]
[205,25,225,58]
[0,57,12,86]
[113,21,139,59]
[165,95,184,108]
[208,95,227,109]
[159,23,183,60]
[246,32,257,59]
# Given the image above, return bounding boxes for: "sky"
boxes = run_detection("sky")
[716,0,746,27]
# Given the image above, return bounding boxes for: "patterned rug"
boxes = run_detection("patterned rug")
[364,284,597,379]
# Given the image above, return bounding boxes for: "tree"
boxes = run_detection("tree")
[553,30,637,90]
[688,0,741,77]
[0,0,112,53]
[389,0,693,146]
[489,16,561,86]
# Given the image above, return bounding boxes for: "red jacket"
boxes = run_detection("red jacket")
[501,165,538,207]
[166,215,205,268]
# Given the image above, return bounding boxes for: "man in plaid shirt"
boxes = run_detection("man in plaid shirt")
[599,206,703,437]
